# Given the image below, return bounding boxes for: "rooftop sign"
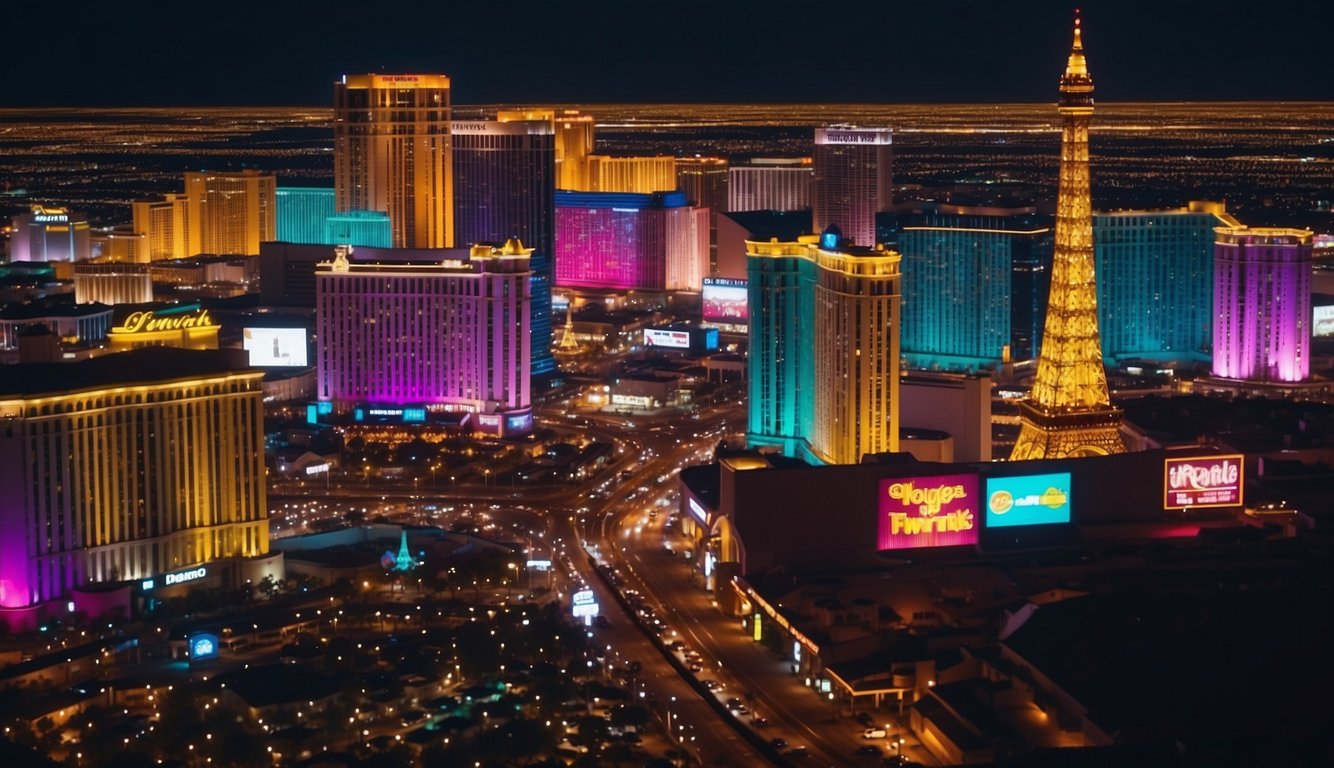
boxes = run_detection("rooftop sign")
[877,474,979,550]
[1164,455,1244,509]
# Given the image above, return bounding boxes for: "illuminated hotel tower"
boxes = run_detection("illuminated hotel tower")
[812,127,893,247]
[1211,227,1313,382]
[1010,14,1126,461]
[184,171,277,256]
[1095,201,1242,364]
[0,349,270,630]
[747,231,902,465]
[315,242,533,435]
[452,119,557,375]
[334,74,453,249]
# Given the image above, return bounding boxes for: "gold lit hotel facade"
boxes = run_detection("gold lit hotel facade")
[0,349,277,632]
[334,74,454,249]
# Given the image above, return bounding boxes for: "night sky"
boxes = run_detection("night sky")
[8,0,1333,106]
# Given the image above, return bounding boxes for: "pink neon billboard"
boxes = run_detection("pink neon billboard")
[877,474,980,550]
[1163,455,1244,509]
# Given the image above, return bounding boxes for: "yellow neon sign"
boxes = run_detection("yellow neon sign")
[113,309,217,335]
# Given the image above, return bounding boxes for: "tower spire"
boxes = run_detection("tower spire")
[1065,11,1088,78]
[1009,12,1125,461]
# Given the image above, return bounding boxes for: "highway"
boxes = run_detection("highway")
[570,397,936,766]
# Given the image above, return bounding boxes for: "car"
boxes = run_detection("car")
[701,679,722,691]
[856,712,876,727]
[863,728,888,739]
[769,737,788,750]
[753,716,770,727]
[786,745,810,758]
[687,661,703,672]
[856,745,882,756]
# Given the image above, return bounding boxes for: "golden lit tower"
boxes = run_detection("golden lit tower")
[1010,13,1126,460]
[334,74,454,249]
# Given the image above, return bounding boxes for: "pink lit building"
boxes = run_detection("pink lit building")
[1212,227,1313,383]
[315,242,533,435]
[554,191,708,292]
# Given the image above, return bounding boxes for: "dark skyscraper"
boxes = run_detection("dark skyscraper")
[452,119,557,376]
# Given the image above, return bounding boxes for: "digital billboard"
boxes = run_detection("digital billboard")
[1164,455,1244,509]
[1314,305,1334,338]
[702,277,748,323]
[644,328,690,349]
[243,327,309,367]
[985,473,1072,528]
[877,474,979,550]
[189,633,219,660]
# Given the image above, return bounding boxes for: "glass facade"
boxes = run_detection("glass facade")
[452,121,557,375]
[276,187,335,245]
[1094,206,1231,364]
[885,207,1053,371]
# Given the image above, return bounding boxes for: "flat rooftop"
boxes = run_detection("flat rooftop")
[0,348,253,397]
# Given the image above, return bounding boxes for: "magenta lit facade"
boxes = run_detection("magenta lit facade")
[315,245,532,430]
[554,191,708,291]
[1211,227,1312,383]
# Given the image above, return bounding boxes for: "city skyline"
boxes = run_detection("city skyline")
[7,0,1333,107]
[0,5,1330,767]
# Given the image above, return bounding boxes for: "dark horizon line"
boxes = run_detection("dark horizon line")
[2,98,1334,112]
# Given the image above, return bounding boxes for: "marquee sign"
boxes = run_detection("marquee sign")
[877,474,979,550]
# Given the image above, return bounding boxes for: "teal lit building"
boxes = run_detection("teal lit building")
[277,187,392,248]
[746,229,903,466]
[884,204,1054,371]
[325,210,392,248]
[746,237,816,458]
[276,187,334,244]
[1094,201,1240,365]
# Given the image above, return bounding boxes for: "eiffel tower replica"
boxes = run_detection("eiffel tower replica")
[1010,12,1127,461]
[557,303,581,352]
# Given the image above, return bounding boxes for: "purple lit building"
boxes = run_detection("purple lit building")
[554,191,708,292]
[315,242,533,435]
[1212,227,1313,383]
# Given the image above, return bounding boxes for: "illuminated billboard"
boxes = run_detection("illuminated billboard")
[1314,305,1334,338]
[243,327,309,367]
[1164,455,1244,509]
[644,328,690,349]
[985,473,1072,528]
[189,633,219,660]
[702,277,748,323]
[877,474,979,550]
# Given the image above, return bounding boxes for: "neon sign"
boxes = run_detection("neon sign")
[164,566,207,586]
[1164,455,1244,509]
[877,474,979,550]
[113,309,216,335]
